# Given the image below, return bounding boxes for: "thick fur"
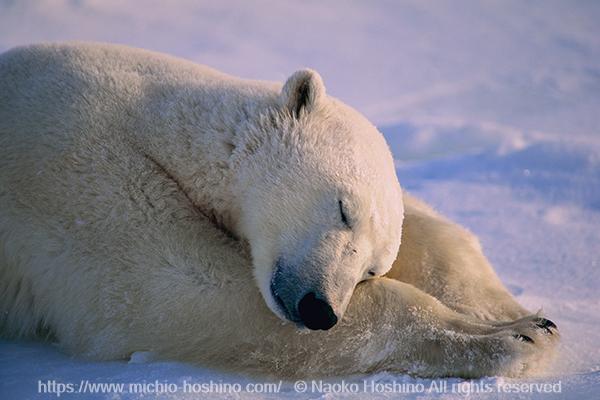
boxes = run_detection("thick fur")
[0,43,557,378]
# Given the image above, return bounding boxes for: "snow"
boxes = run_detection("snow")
[1,1,599,398]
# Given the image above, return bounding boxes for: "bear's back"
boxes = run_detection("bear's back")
[0,42,278,179]
[0,42,233,96]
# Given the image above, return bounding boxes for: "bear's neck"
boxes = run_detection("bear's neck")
[136,83,278,240]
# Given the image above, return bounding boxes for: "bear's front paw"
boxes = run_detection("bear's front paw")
[512,317,558,342]
[496,315,559,376]
[534,317,558,335]
[506,315,558,341]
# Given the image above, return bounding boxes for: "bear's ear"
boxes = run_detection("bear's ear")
[280,69,326,117]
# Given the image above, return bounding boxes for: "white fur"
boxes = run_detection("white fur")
[0,43,557,378]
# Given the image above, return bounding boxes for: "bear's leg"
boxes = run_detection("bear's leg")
[385,192,530,321]
[140,259,558,378]
[339,278,558,378]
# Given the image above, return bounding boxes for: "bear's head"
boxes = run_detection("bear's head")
[234,69,403,330]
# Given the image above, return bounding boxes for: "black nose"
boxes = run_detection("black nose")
[297,292,338,330]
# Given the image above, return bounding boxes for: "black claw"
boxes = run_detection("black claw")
[513,334,535,343]
[535,318,557,334]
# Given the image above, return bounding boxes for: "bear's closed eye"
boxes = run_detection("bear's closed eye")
[339,200,350,228]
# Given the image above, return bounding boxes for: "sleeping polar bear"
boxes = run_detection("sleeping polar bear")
[0,43,557,378]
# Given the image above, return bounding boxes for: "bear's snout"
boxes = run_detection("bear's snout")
[270,258,342,330]
[297,292,338,330]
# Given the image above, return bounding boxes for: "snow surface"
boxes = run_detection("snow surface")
[1,1,599,398]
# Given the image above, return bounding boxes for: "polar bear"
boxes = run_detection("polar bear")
[0,43,557,378]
